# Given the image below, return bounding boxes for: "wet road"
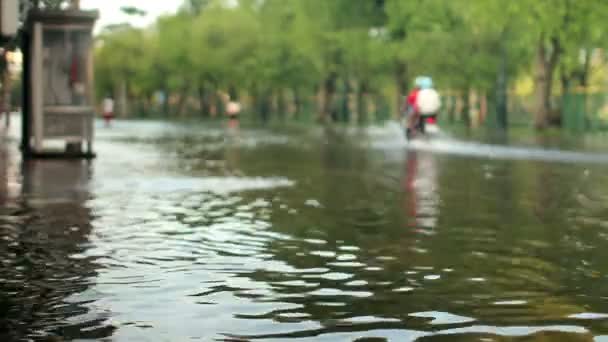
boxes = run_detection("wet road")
[3,120,608,341]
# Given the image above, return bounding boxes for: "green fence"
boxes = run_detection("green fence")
[437,91,608,132]
[562,92,608,132]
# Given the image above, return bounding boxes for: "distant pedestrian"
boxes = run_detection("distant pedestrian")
[226,99,241,130]
[102,96,114,127]
[226,100,241,120]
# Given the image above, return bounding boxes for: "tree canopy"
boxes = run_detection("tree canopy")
[93,0,608,128]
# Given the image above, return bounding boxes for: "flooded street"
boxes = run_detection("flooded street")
[3,119,608,341]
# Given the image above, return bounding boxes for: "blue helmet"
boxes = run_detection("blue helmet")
[417,76,433,89]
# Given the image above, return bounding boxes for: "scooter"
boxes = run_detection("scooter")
[404,114,439,140]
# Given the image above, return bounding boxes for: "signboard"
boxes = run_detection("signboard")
[1,0,18,37]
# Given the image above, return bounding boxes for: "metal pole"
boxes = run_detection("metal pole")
[20,29,31,156]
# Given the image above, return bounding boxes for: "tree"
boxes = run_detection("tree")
[90,0,608,130]
[95,25,149,116]
[513,0,608,128]
[453,0,532,128]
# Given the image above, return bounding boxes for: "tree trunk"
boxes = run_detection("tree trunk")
[293,88,301,119]
[534,35,561,129]
[470,90,479,128]
[116,80,128,117]
[534,41,551,129]
[137,98,146,117]
[228,85,238,100]
[349,79,359,125]
[315,84,323,120]
[251,83,268,123]
[269,90,277,119]
[480,92,488,125]
[395,61,408,119]
[339,77,349,123]
[560,63,571,96]
[175,83,190,117]
[368,93,378,122]
[321,72,337,123]
[197,83,208,118]
[215,89,226,118]
[579,47,591,88]
[461,88,470,127]
[358,79,369,124]
[256,87,271,123]
[448,93,456,123]
[161,85,169,116]
[260,93,269,123]
[198,83,207,117]
[496,41,508,129]
[277,89,286,122]
[579,48,591,129]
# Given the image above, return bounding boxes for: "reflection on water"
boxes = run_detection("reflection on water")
[3,120,608,341]
[0,158,113,341]
[404,150,440,232]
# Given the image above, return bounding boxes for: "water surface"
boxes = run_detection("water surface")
[2,120,608,341]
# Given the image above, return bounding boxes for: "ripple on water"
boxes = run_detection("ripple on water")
[304,199,322,208]
[413,266,434,271]
[315,301,347,307]
[336,254,357,261]
[314,272,353,281]
[273,280,319,288]
[338,245,360,251]
[327,261,367,268]
[309,288,374,298]
[303,238,327,245]
[364,266,384,272]
[288,267,330,274]
[568,312,608,320]
[469,277,486,282]
[493,300,527,306]
[99,176,295,195]
[409,311,476,325]
[434,325,588,337]
[277,312,311,321]
[345,280,368,287]
[341,316,402,324]
[309,250,336,258]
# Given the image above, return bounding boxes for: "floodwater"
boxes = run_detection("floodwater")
[3,119,608,341]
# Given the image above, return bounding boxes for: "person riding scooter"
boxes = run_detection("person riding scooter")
[404,76,441,139]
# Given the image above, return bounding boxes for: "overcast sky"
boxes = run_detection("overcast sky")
[80,1,181,32]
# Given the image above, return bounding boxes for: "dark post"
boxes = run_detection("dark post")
[20,30,31,156]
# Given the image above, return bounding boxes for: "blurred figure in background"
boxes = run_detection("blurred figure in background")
[102,95,115,127]
[226,97,241,131]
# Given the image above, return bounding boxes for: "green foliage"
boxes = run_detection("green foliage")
[95,25,148,95]
[93,0,608,125]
